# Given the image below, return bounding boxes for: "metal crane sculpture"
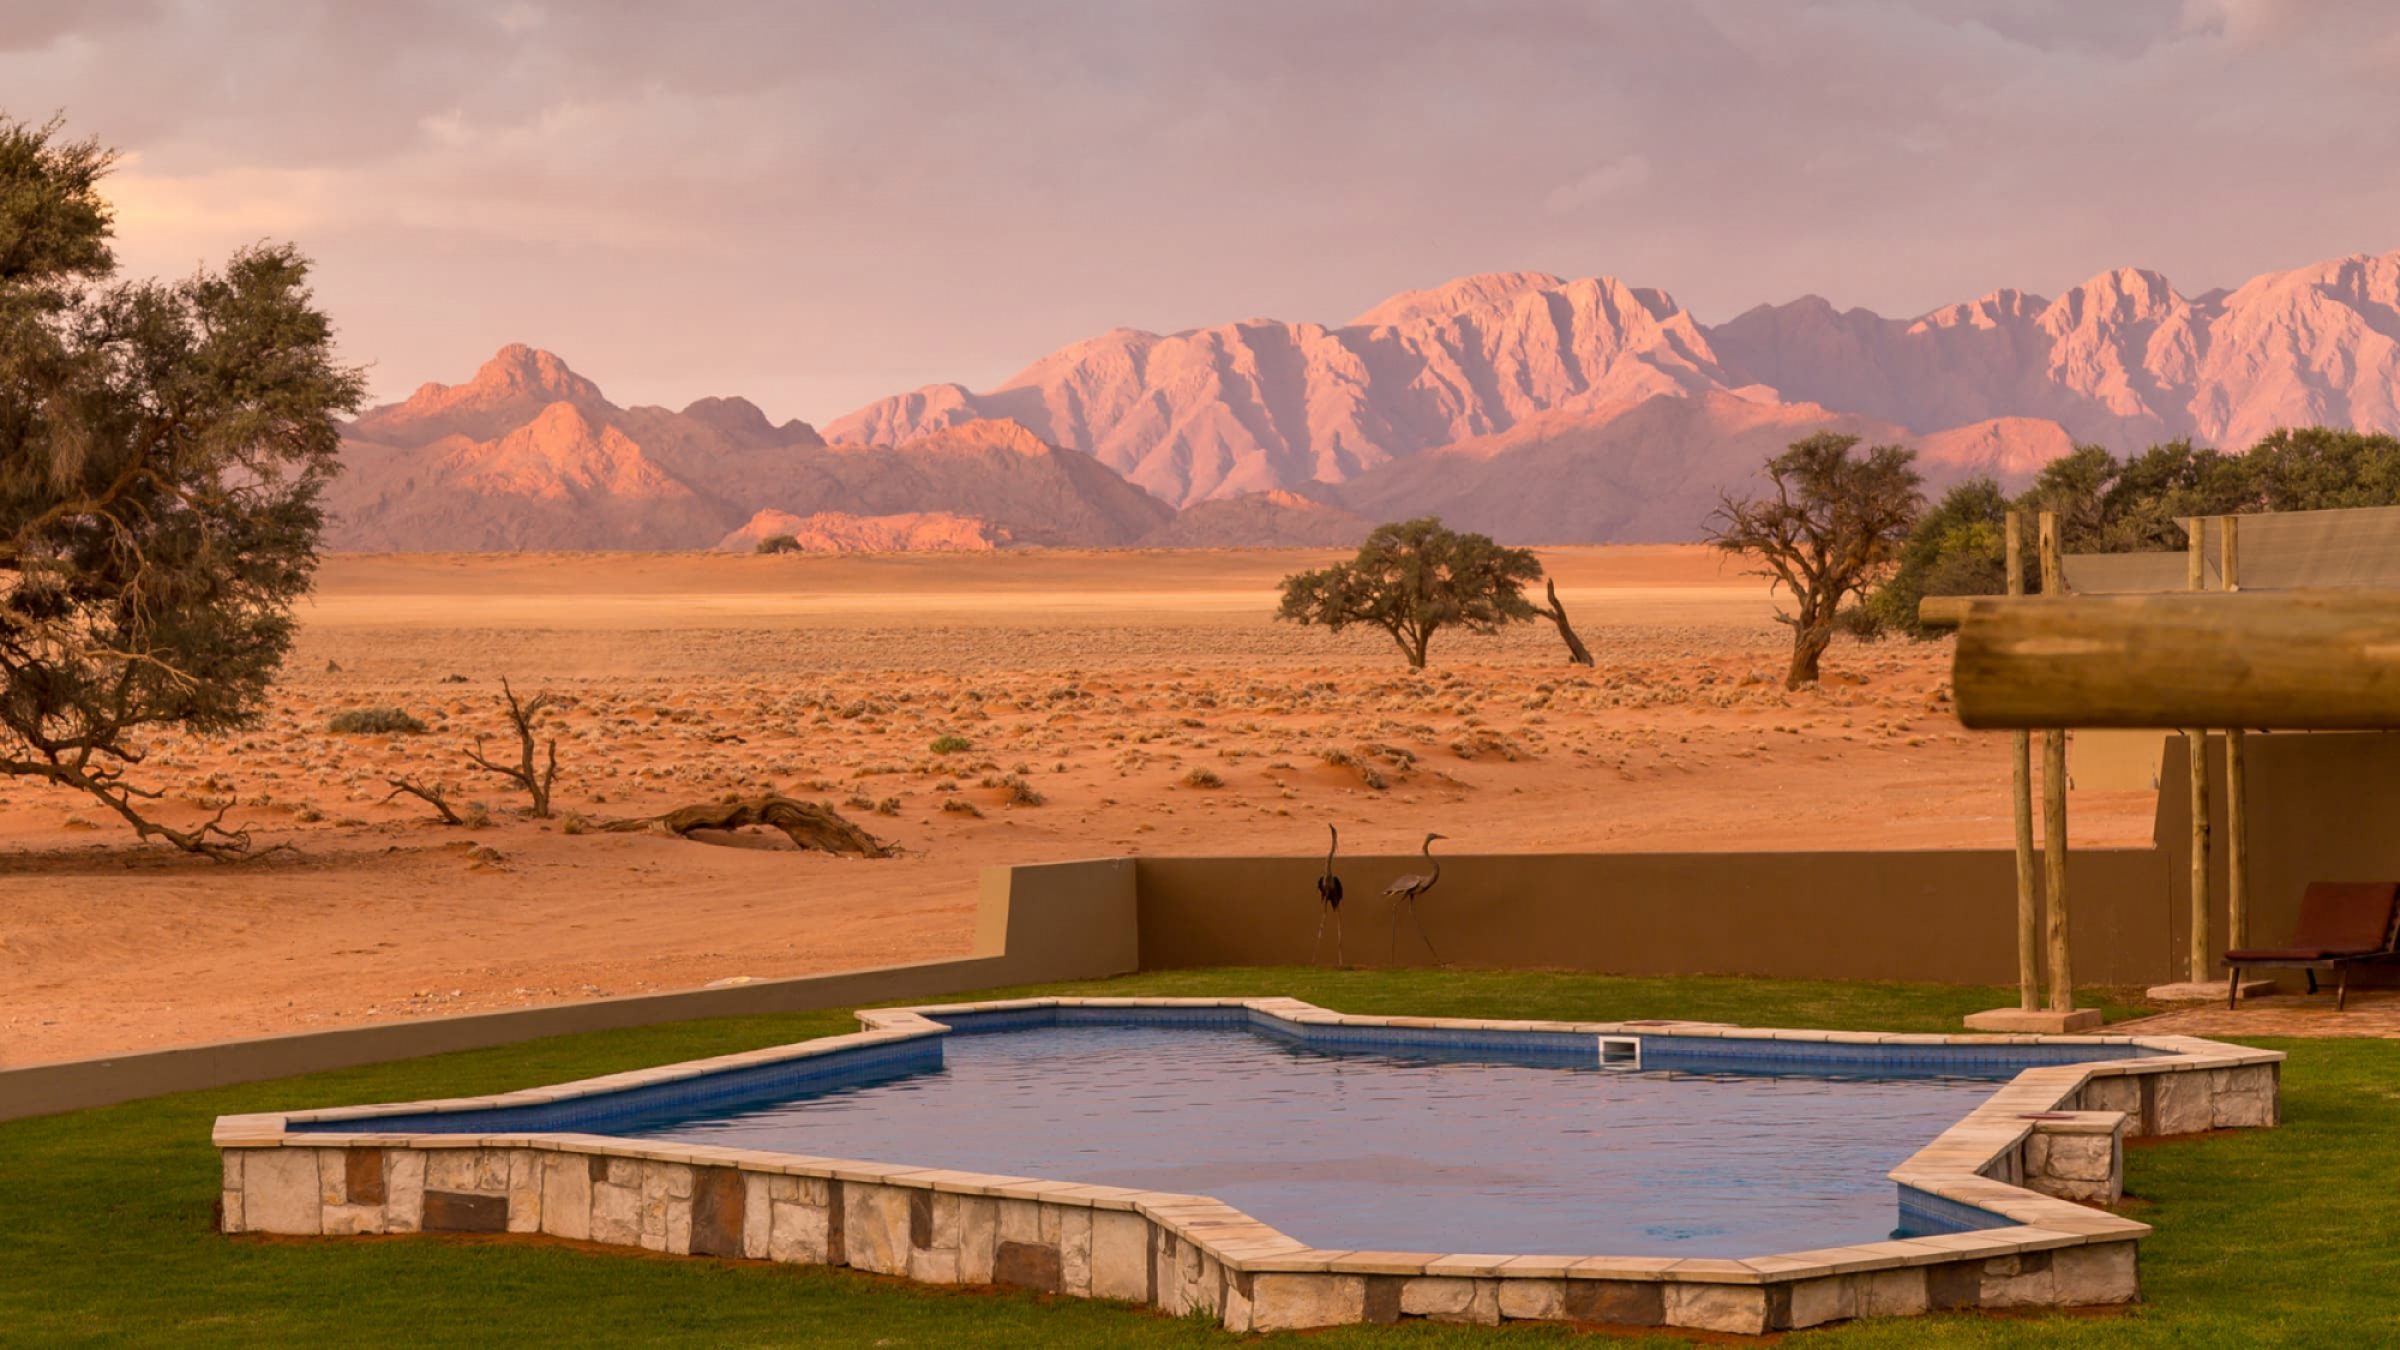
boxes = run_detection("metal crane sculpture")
[1385,832,1446,962]
[1311,824,1345,966]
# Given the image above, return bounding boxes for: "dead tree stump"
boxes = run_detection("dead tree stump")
[1534,578,1595,667]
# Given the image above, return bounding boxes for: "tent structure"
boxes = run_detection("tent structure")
[1933,503,2400,1026]
[2062,504,2400,595]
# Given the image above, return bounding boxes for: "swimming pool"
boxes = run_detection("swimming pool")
[220,997,2283,1335]
[621,1022,2010,1257]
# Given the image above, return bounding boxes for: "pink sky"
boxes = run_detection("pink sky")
[8,0,2396,424]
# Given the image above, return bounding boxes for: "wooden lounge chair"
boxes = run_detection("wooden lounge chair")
[2224,881,2400,1010]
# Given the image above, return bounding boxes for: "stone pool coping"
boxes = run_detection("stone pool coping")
[214,997,2283,1334]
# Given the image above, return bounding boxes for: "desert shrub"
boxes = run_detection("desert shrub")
[941,797,983,817]
[847,791,906,818]
[1451,730,1528,762]
[1001,774,1046,806]
[1183,767,1224,789]
[1834,605,1886,641]
[328,707,427,735]
[755,534,801,555]
[928,735,973,754]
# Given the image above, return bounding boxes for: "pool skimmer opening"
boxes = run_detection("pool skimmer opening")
[1597,1034,1641,1067]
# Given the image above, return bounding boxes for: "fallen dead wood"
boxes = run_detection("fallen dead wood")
[592,795,896,857]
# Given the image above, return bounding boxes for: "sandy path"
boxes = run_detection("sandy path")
[0,546,2154,1065]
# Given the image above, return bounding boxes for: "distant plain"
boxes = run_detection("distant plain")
[0,545,2155,1065]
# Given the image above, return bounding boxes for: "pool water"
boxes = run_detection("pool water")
[618,1024,2002,1257]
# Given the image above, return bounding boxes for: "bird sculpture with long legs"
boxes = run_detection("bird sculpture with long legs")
[1311,824,1345,965]
[1385,832,1446,962]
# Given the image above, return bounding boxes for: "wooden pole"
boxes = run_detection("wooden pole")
[1953,591,2400,729]
[2185,523,2210,983]
[2222,516,2248,952]
[2007,511,2040,1011]
[2039,512,2073,1013]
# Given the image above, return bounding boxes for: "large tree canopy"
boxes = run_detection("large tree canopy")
[1871,429,2400,638]
[1708,432,1922,688]
[1276,517,1545,668]
[1863,476,2010,636]
[1,115,364,855]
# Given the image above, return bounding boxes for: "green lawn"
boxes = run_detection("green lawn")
[2,969,2392,1347]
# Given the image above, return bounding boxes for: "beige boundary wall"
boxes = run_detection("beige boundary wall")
[214,998,2282,1336]
[1135,848,2172,985]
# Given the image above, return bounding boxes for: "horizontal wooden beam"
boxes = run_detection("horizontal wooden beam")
[1953,591,2400,729]
[1917,596,1974,629]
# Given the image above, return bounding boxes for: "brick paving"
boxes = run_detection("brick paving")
[2110,986,2400,1038]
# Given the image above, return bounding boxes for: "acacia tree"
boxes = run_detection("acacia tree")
[0,116,364,855]
[1707,433,1921,689]
[1277,517,1545,668]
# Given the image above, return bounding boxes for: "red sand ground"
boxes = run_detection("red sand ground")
[0,547,2154,1066]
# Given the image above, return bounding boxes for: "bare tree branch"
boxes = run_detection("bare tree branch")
[464,677,563,817]
[382,775,465,826]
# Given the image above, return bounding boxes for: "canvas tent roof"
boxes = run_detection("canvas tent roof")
[2060,504,2400,594]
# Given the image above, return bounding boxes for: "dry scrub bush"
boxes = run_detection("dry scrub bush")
[328,707,426,735]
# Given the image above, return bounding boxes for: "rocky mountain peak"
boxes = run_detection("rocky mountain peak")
[1348,271,1570,328]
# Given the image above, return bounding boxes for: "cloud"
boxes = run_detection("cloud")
[1546,156,1652,213]
[107,160,335,241]
[8,0,2396,420]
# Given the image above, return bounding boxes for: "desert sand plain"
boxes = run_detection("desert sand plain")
[0,545,2156,1066]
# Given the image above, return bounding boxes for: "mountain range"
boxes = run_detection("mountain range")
[327,249,2400,551]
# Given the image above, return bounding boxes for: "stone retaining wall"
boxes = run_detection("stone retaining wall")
[219,1135,2145,1334]
[214,999,2285,1336]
